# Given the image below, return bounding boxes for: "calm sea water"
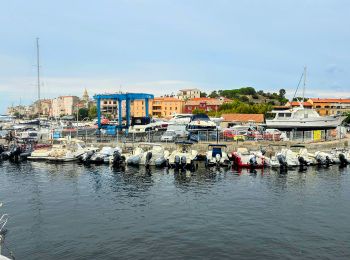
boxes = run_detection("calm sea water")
[1,161,350,259]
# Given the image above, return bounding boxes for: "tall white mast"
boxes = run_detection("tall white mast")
[302,66,306,102]
[36,37,41,115]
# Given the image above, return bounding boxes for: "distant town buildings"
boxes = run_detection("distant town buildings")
[6,85,350,120]
[177,88,201,100]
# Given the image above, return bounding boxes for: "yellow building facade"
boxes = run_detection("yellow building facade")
[129,97,184,118]
[150,97,184,117]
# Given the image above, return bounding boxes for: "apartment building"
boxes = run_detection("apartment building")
[184,97,230,113]
[151,97,184,117]
[177,88,201,100]
[307,98,350,116]
[51,96,80,118]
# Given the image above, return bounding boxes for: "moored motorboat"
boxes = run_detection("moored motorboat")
[88,146,120,164]
[205,144,231,167]
[126,143,169,167]
[231,148,265,168]
[167,141,198,170]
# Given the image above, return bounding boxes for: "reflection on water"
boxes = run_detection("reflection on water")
[1,162,350,259]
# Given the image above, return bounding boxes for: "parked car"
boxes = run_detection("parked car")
[263,129,282,141]
[161,130,177,142]
[223,129,246,141]
[167,124,189,138]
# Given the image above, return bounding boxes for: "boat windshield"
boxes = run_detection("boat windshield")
[190,114,210,121]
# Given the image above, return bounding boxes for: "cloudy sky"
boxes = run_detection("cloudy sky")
[1,0,349,113]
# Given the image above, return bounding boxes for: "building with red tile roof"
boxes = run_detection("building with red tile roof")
[184,97,230,113]
[307,98,350,116]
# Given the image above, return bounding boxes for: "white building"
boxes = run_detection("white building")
[51,96,80,118]
[177,88,201,100]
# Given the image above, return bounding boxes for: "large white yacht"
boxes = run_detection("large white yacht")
[267,67,346,130]
[266,105,345,130]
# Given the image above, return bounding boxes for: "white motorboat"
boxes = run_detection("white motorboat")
[86,146,121,164]
[330,149,350,165]
[27,138,70,161]
[47,139,98,162]
[0,203,11,260]
[313,151,335,166]
[266,68,345,130]
[266,106,345,130]
[168,113,192,124]
[167,141,198,170]
[205,144,231,167]
[126,143,169,167]
[187,114,217,132]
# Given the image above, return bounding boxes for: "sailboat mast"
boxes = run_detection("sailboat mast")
[36,37,41,115]
[302,66,306,102]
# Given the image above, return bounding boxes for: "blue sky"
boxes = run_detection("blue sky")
[1,0,349,113]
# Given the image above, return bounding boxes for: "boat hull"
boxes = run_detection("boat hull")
[266,116,345,130]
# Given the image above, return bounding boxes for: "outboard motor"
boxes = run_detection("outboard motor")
[298,156,307,166]
[0,145,5,160]
[80,150,95,163]
[174,155,180,169]
[215,154,221,166]
[112,150,124,167]
[339,153,348,166]
[9,145,21,162]
[325,156,331,167]
[145,152,152,167]
[181,156,187,169]
[249,156,258,169]
[277,154,287,169]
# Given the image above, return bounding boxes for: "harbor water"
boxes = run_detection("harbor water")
[1,162,350,259]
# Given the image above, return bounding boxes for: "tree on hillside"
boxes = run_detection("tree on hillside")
[208,91,219,98]
[279,89,286,98]
[192,108,206,114]
[343,112,350,124]
[77,108,89,120]
[292,97,309,102]
[278,89,288,105]
[88,105,97,119]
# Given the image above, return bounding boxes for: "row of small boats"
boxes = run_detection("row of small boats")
[1,139,350,170]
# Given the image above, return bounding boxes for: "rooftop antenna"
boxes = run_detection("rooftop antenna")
[36,37,41,115]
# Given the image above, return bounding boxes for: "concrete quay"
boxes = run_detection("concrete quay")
[90,138,350,157]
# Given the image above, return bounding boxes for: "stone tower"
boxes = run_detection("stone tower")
[82,88,90,108]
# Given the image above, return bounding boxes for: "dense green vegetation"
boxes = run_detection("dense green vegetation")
[344,112,350,124]
[207,100,273,116]
[88,105,97,119]
[200,87,287,116]
[204,87,288,106]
